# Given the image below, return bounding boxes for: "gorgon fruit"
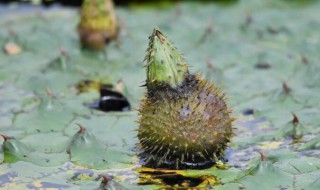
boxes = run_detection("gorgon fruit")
[78,0,118,50]
[137,29,234,170]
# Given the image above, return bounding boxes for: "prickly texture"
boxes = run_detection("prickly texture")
[78,0,118,50]
[138,29,233,170]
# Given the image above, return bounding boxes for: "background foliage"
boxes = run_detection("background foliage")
[0,0,320,189]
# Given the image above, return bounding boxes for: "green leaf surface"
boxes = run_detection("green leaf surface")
[2,137,68,166]
[1,0,320,189]
[239,160,293,190]
[68,125,133,170]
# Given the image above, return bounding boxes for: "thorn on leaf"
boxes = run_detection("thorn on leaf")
[282,82,291,95]
[292,113,299,125]
[301,54,308,65]
[76,123,86,133]
[60,47,69,58]
[0,133,10,141]
[206,58,215,70]
[45,86,52,97]
[99,174,113,184]
[258,151,267,161]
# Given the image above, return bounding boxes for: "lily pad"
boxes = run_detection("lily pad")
[0,0,320,189]
[68,124,133,169]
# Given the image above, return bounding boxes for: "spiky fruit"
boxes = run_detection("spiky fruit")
[137,29,234,170]
[78,0,118,50]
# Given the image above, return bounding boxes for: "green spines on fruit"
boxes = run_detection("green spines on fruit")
[78,0,118,50]
[138,29,234,170]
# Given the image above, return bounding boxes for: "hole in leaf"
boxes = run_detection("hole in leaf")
[92,86,130,112]
[138,169,218,188]
[75,80,130,112]
[162,174,202,187]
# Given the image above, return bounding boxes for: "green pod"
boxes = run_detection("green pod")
[138,29,234,170]
[78,0,118,50]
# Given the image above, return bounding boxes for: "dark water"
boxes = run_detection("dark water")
[0,0,82,7]
[0,0,239,7]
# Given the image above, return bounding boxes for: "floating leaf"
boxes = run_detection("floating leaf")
[1,134,67,166]
[68,124,132,169]
[298,135,320,150]
[1,0,320,189]
[281,113,307,141]
[98,174,132,190]
[239,160,293,190]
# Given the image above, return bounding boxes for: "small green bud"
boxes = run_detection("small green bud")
[78,0,118,50]
[146,29,189,88]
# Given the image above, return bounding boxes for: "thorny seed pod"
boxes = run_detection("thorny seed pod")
[137,29,234,170]
[78,0,118,50]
